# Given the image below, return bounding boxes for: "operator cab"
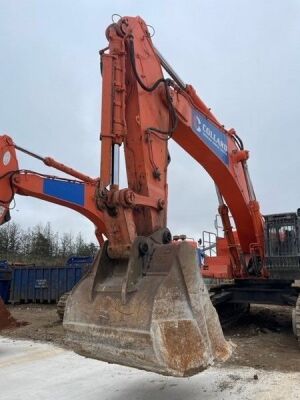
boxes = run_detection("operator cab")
[264,209,300,279]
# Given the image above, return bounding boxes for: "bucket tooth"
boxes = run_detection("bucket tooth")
[64,233,231,377]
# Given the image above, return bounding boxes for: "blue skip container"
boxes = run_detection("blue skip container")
[0,260,12,304]
[9,263,92,304]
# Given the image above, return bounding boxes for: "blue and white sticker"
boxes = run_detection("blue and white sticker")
[192,108,229,165]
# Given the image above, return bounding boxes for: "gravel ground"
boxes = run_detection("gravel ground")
[1,336,300,400]
[1,303,300,372]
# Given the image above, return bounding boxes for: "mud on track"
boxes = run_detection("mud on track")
[1,303,300,372]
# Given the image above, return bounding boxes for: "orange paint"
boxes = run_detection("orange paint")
[0,16,265,278]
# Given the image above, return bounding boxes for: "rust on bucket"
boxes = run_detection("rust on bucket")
[64,234,231,377]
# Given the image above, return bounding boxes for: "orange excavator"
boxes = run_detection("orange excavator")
[0,15,299,376]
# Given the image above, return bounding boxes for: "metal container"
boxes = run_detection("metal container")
[0,261,12,304]
[9,264,91,304]
[66,256,94,266]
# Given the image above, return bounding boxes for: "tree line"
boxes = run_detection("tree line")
[0,222,98,265]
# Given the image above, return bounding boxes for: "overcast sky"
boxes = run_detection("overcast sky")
[1,1,299,243]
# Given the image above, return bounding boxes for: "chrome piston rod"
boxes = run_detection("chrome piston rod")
[154,47,186,90]
[111,144,120,186]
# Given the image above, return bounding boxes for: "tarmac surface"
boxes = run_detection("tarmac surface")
[1,336,300,400]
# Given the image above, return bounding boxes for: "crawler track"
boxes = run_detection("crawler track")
[216,302,250,328]
[293,295,300,342]
[57,292,70,321]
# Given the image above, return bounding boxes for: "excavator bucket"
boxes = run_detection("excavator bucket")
[64,231,231,377]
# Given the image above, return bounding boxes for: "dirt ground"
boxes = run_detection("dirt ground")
[1,303,299,373]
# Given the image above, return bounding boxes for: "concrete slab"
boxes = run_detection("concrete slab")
[0,336,300,400]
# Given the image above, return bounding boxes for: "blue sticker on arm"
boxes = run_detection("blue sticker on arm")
[192,108,229,165]
[43,179,85,206]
